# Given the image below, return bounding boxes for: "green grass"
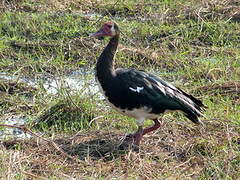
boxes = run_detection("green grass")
[0,0,240,179]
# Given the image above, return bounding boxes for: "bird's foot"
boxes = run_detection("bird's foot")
[125,133,143,146]
[118,134,140,152]
[118,126,144,151]
[119,131,143,152]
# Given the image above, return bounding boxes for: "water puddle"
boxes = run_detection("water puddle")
[0,69,100,96]
[0,68,102,139]
[0,116,31,140]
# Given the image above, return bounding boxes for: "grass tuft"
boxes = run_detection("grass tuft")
[34,95,96,132]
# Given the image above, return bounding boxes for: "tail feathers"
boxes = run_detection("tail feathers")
[178,89,206,125]
[178,88,206,111]
[185,111,204,125]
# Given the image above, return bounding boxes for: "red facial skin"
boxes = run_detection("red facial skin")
[91,22,114,37]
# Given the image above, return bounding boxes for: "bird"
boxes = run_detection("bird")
[91,21,205,146]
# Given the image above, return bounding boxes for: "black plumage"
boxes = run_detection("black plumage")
[112,68,204,124]
[91,22,205,146]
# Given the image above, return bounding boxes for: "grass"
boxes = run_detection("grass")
[0,0,240,179]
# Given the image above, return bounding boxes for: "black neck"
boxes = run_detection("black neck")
[96,35,119,82]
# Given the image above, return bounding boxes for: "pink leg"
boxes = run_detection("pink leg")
[126,126,143,146]
[142,119,161,135]
[126,119,161,146]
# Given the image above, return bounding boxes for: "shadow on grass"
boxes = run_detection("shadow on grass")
[54,134,140,161]
[1,135,133,161]
[59,135,188,162]
[1,131,207,162]
[63,139,124,161]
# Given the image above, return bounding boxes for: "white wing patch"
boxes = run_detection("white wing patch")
[129,86,144,93]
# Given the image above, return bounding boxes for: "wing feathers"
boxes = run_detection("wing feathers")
[115,68,205,123]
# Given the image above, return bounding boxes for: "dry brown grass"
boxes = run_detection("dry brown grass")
[1,119,239,179]
[195,81,240,103]
[1,0,240,22]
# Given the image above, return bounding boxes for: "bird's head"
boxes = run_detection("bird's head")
[90,22,119,39]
